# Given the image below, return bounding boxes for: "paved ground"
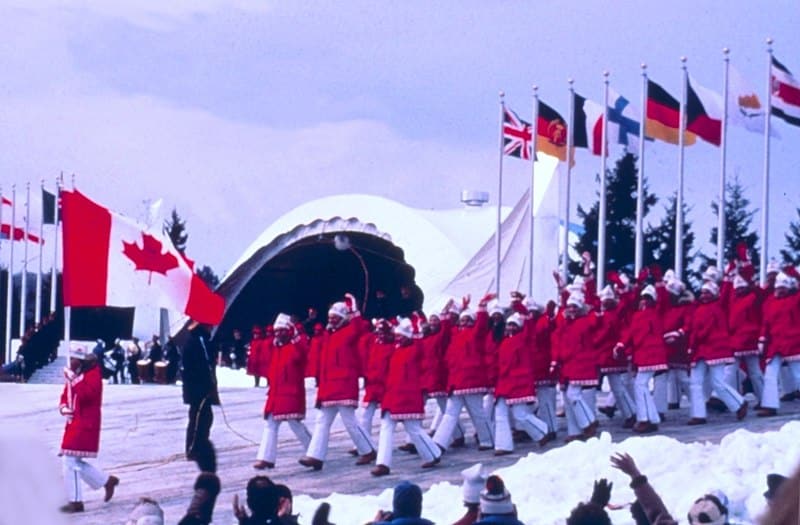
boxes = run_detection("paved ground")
[2,379,798,525]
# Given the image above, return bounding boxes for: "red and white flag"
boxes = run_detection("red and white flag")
[771,56,800,127]
[1,196,43,244]
[61,189,224,325]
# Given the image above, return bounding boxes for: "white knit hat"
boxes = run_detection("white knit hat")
[702,266,721,283]
[506,313,525,327]
[566,292,585,308]
[733,275,749,290]
[394,318,414,339]
[327,302,349,319]
[461,463,486,505]
[640,284,657,300]
[767,259,781,275]
[701,281,720,297]
[273,313,292,330]
[480,475,514,515]
[524,298,543,313]
[775,272,793,289]
[69,343,89,360]
[459,309,477,321]
[488,300,505,316]
[598,285,616,302]
[662,269,676,283]
[665,279,685,297]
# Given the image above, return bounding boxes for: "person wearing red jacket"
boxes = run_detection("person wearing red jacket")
[483,301,505,425]
[661,278,694,413]
[758,271,800,416]
[614,285,667,433]
[551,293,600,442]
[246,326,265,387]
[371,319,443,476]
[685,281,747,424]
[530,299,558,437]
[493,312,550,455]
[725,274,765,404]
[299,295,376,471]
[426,305,467,446]
[358,319,395,444]
[432,293,496,452]
[58,343,119,513]
[254,314,312,470]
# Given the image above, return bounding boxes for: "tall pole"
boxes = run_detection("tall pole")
[562,79,575,284]
[19,182,30,336]
[760,38,773,286]
[5,185,15,363]
[528,86,540,297]
[50,176,61,314]
[496,91,505,296]
[597,71,610,289]
[35,180,44,325]
[675,57,688,281]
[717,48,730,270]
[635,64,647,276]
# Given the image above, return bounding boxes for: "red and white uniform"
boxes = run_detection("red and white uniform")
[688,300,734,366]
[445,310,490,395]
[761,292,800,361]
[552,313,600,386]
[420,323,450,398]
[60,365,103,458]
[620,305,669,373]
[728,288,765,357]
[360,335,394,406]
[494,318,536,404]
[313,317,369,407]
[263,338,309,420]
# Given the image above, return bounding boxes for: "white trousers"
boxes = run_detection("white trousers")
[652,373,668,414]
[724,355,764,402]
[429,397,464,438]
[62,456,109,503]
[634,371,661,424]
[607,373,635,419]
[305,406,375,461]
[483,392,495,423]
[564,385,596,436]
[494,398,547,451]
[359,401,379,443]
[762,357,800,409]
[432,393,493,448]
[535,385,558,433]
[256,415,311,463]
[690,361,744,419]
[376,413,441,468]
[781,363,798,394]
[666,369,691,406]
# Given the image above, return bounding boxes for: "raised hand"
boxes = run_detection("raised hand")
[610,452,642,479]
[590,478,613,507]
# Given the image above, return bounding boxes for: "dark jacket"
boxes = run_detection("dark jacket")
[473,516,524,525]
[181,326,220,406]
[631,475,677,525]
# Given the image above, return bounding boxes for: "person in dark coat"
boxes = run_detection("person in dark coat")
[232,475,283,525]
[165,336,180,383]
[182,321,220,473]
[369,481,434,525]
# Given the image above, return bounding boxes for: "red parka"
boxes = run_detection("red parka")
[530,314,557,386]
[263,337,308,420]
[687,299,734,365]
[620,303,669,372]
[552,312,600,386]
[594,305,629,374]
[761,292,800,361]
[360,335,394,405]
[59,364,103,458]
[728,288,764,356]
[419,322,450,397]
[382,340,426,420]
[494,318,536,404]
[313,316,369,407]
[445,309,489,395]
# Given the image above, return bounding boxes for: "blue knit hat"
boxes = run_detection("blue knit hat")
[392,481,422,518]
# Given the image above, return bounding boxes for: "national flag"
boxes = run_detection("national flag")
[42,188,59,225]
[607,89,642,152]
[536,100,569,162]
[61,189,224,325]
[728,65,776,136]
[572,92,605,154]
[2,197,10,206]
[645,79,697,145]
[573,91,644,156]
[503,107,534,160]
[0,197,43,244]
[686,76,723,145]
[771,56,800,127]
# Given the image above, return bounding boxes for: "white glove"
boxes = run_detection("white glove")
[613,342,625,359]
[63,367,76,382]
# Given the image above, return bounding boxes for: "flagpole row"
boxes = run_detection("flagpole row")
[760,38,773,286]
[563,78,575,284]
[5,185,16,363]
[496,91,505,297]
[528,85,539,297]
[597,71,610,290]
[635,64,647,277]
[20,182,30,337]
[717,48,730,271]
[676,57,688,281]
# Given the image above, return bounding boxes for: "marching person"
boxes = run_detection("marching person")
[530,299,558,439]
[299,294,377,471]
[426,303,466,446]
[254,313,312,470]
[359,319,395,444]
[726,274,766,404]
[58,343,119,513]
[371,318,442,476]
[182,320,220,473]
[246,326,266,387]
[685,281,747,424]
[432,293,496,452]
[661,277,694,413]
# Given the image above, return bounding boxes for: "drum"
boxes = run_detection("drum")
[137,359,152,383]
[154,361,168,384]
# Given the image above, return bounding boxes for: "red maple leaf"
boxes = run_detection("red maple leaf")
[122,233,179,284]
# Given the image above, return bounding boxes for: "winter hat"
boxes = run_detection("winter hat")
[69,343,89,360]
[702,266,721,283]
[775,272,793,289]
[488,300,505,316]
[480,475,514,515]
[446,298,463,315]
[598,285,616,302]
[701,281,720,297]
[665,278,685,297]
[524,298,544,313]
[566,292,585,308]
[394,318,414,340]
[767,259,781,275]
[640,285,657,300]
[687,494,727,525]
[764,473,788,500]
[328,301,349,319]
[662,269,676,283]
[273,313,292,331]
[506,313,525,327]
[733,275,750,290]
[460,309,477,322]
[392,481,423,518]
[461,463,486,504]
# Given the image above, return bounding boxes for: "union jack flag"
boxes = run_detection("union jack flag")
[503,107,533,160]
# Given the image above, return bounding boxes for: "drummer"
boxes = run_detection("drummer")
[127,338,143,384]
[146,335,164,382]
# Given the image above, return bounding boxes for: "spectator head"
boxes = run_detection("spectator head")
[247,475,280,517]
[687,494,728,525]
[392,481,423,518]
[327,302,349,329]
[764,473,788,503]
[461,463,486,506]
[566,502,612,525]
[275,483,293,514]
[125,497,164,525]
[480,475,515,516]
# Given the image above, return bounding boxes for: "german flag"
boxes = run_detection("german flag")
[646,80,696,145]
[536,100,570,162]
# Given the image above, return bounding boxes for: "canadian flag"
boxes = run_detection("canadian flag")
[61,189,224,325]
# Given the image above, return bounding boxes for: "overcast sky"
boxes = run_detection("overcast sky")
[0,1,798,276]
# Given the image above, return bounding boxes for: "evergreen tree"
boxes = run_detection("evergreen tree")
[163,207,188,254]
[197,265,220,289]
[781,208,800,265]
[701,175,760,269]
[645,193,700,286]
[570,152,657,276]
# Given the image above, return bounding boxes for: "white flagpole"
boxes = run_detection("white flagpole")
[19,182,30,337]
[496,91,505,296]
[528,86,540,296]
[760,38,773,286]
[598,71,610,289]
[562,79,575,284]
[717,48,730,271]
[50,176,61,314]
[635,64,647,276]
[0,184,4,360]
[35,180,44,325]
[676,57,688,281]
[5,185,15,363]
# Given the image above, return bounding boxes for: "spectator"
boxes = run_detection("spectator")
[760,462,800,524]
[686,495,729,525]
[474,475,523,525]
[232,475,283,524]
[369,481,434,525]
[451,463,485,525]
[764,473,788,505]
[566,479,612,525]
[125,497,164,525]
[610,453,677,525]
[164,336,181,383]
[177,472,221,525]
